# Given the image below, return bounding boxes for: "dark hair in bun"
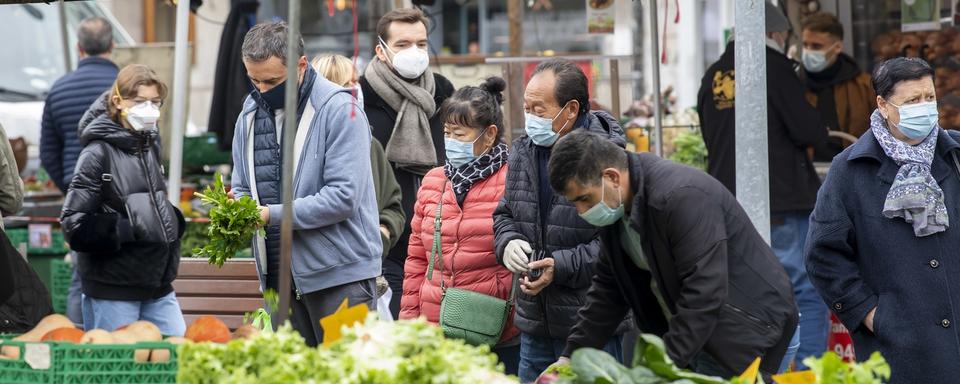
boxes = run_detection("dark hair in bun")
[438,76,506,142]
[479,76,506,105]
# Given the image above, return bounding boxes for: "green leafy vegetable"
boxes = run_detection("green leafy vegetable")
[177,315,516,384]
[803,351,890,384]
[669,131,708,171]
[192,173,263,267]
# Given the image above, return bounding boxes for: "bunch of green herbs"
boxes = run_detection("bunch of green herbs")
[192,173,263,267]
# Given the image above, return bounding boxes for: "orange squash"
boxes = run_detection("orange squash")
[41,327,85,343]
[184,316,231,343]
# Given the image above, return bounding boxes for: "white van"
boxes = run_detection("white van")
[0,2,134,175]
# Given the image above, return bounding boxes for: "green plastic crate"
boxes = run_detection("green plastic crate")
[0,340,177,384]
[50,261,72,314]
[6,228,69,255]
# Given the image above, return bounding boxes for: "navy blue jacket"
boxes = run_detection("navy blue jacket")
[805,128,960,384]
[41,57,119,193]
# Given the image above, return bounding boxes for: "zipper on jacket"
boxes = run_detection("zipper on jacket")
[139,137,171,246]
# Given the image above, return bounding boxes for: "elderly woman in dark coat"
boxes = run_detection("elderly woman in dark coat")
[805,57,960,383]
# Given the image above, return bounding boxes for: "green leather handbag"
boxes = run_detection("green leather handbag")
[427,181,518,347]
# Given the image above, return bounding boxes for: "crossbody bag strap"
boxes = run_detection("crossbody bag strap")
[507,273,520,306]
[426,180,447,291]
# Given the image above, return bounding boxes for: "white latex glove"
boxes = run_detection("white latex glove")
[504,239,532,273]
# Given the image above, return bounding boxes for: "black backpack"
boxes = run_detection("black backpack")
[0,229,54,333]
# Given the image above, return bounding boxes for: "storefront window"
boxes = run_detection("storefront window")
[850,0,960,128]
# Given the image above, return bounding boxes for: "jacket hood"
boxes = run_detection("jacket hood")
[805,53,863,90]
[584,110,627,148]
[78,90,156,150]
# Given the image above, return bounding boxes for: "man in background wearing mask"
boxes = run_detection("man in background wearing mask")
[493,58,632,383]
[40,17,118,328]
[359,7,455,320]
[697,1,827,370]
[801,12,875,161]
[546,130,798,380]
[231,21,382,345]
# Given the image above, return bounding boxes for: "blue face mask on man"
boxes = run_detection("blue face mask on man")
[525,101,571,147]
[445,127,488,168]
[888,100,938,141]
[579,176,625,227]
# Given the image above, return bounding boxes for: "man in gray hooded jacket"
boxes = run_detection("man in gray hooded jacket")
[230,21,381,346]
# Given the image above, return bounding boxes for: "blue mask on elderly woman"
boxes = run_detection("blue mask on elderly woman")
[889,101,938,141]
[445,128,488,168]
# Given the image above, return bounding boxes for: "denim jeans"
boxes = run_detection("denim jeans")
[81,291,186,336]
[517,333,623,383]
[67,260,83,327]
[771,211,828,369]
[494,342,521,376]
[779,325,802,373]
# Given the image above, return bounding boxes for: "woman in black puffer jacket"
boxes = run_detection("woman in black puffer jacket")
[61,64,186,336]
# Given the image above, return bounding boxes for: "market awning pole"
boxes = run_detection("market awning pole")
[58,0,72,73]
[167,0,189,206]
[734,0,771,243]
[648,0,663,156]
[277,0,301,324]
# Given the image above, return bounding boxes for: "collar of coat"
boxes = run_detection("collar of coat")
[848,128,960,184]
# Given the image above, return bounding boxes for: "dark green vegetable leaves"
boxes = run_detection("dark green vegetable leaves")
[193,173,263,267]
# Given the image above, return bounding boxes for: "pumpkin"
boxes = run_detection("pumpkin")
[80,329,114,344]
[232,324,260,340]
[184,316,230,343]
[1,314,74,358]
[41,328,85,343]
[111,321,162,363]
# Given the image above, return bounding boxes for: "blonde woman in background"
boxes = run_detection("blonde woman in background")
[313,54,405,319]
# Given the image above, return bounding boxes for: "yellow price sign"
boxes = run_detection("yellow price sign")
[738,357,761,383]
[772,371,816,384]
[319,298,369,346]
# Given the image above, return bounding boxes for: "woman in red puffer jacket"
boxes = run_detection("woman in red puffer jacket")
[400,77,519,373]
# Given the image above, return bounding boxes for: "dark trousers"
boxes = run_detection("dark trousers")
[289,278,377,347]
[382,256,404,320]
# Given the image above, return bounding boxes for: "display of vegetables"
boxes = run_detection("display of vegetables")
[192,173,263,267]
[537,333,891,384]
[668,131,708,171]
[177,315,516,384]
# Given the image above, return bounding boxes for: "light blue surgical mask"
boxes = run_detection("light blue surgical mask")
[445,128,488,168]
[579,177,624,227]
[802,50,829,73]
[525,102,571,147]
[889,101,938,141]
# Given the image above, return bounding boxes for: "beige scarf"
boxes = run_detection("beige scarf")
[364,58,437,175]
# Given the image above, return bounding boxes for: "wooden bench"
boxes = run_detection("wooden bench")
[173,259,263,330]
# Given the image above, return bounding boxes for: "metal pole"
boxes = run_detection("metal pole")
[167,0,189,206]
[648,0,663,157]
[734,0,771,243]
[277,0,301,324]
[58,0,72,73]
[610,59,621,119]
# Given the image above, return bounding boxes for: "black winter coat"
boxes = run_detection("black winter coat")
[698,41,827,213]
[564,152,798,377]
[359,73,455,264]
[493,111,633,339]
[805,129,960,384]
[61,93,185,302]
[0,229,53,333]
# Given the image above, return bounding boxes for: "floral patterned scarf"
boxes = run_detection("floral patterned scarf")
[870,109,947,237]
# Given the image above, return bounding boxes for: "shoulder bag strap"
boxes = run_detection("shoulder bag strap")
[426,180,447,291]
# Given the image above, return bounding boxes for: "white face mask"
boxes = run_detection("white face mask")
[379,36,429,79]
[123,101,161,131]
